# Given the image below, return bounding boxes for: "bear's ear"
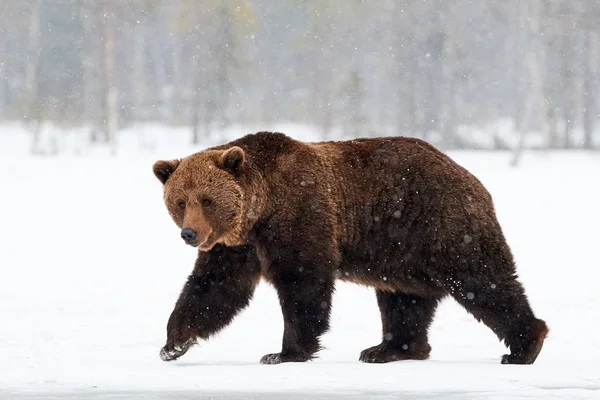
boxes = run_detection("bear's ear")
[153,159,180,184]
[220,146,246,175]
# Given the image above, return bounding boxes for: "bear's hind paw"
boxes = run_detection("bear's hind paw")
[359,343,431,363]
[260,352,312,365]
[260,353,283,365]
[501,319,548,365]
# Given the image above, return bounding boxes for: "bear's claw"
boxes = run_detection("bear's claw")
[159,338,196,362]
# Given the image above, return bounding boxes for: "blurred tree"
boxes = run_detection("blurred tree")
[170,0,257,144]
[80,0,104,142]
[0,1,23,119]
[104,0,118,155]
[339,70,366,138]
[583,29,598,150]
[125,1,157,123]
[580,0,600,150]
[512,0,547,166]
[295,0,372,138]
[24,0,43,154]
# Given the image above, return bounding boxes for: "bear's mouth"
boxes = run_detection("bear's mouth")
[185,239,204,248]
[186,236,216,251]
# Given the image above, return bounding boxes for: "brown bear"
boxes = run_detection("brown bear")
[153,132,548,365]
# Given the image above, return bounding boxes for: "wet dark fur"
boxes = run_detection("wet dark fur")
[155,132,548,365]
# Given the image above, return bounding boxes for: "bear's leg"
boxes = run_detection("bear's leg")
[160,244,261,362]
[260,274,335,365]
[448,274,548,365]
[360,291,440,363]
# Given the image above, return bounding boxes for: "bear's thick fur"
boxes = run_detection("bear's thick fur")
[153,132,548,365]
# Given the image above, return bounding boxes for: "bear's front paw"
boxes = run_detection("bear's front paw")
[260,352,312,365]
[159,338,197,362]
[501,352,538,365]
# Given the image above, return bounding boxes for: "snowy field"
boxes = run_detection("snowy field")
[1,131,599,399]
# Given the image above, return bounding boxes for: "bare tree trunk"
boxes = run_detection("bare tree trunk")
[545,0,560,149]
[203,99,213,141]
[152,10,167,122]
[191,68,215,145]
[406,75,417,136]
[0,33,6,120]
[214,5,232,129]
[511,0,526,142]
[26,0,42,154]
[171,32,183,123]
[512,0,546,167]
[547,106,559,148]
[562,33,580,149]
[563,104,576,148]
[191,87,200,145]
[441,18,458,148]
[0,1,6,120]
[583,30,598,150]
[81,0,102,143]
[563,41,578,150]
[404,37,419,137]
[321,88,333,139]
[104,1,118,155]
[132,15,146,122]
[188,21,207,145]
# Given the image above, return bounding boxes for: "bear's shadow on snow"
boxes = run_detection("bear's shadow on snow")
[169,358,502,367]
[172,360,260,367]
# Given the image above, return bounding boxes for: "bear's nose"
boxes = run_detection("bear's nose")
[181,228,197,244]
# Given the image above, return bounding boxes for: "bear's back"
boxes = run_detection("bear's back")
[220,132,490,211]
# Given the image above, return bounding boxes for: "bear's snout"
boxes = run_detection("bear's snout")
[181,228,197,244]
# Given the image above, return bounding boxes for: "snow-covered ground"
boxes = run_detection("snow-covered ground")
[1,132,599,399]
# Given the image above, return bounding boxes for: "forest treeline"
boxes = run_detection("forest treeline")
[0,0,599,150]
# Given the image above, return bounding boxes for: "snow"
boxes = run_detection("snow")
[1,132,599,399]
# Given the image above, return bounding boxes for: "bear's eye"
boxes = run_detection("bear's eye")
[178,201,186,209]
[202,199,212,207]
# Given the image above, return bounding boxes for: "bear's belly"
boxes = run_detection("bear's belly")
[335,264,446,297]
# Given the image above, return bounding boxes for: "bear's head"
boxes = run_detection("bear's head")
[153,146,261,251]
